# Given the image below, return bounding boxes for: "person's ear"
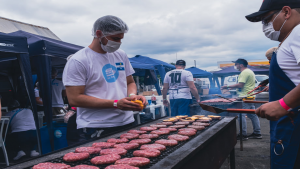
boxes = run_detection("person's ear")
[96,30,103,38]
[282,6,292,19]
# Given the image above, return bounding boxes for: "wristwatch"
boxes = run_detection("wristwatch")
[113,100,118,108]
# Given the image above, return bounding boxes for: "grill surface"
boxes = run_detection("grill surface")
[200,94,232,101]
[26,118,224,169]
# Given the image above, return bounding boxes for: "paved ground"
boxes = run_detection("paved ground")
[221,117,270,169]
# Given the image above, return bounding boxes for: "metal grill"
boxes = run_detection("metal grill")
[201,102,240,109]
[26,118,224,169]
[200,94,232,101]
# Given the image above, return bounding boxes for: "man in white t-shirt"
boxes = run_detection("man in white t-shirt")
[51,68,66,116]
[63,15,146,142]
[162,60,200,116]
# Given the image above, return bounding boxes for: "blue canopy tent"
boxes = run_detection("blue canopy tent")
[185,66,213,82]
[213,66,269,88]
[8,30,84,152]
[129,55,175,95]
[0,33,41,159]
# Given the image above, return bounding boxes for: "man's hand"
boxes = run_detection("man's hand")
[264,86,269,92]
[129,95,147,108]
[255,101,289,121]
[163,100,169,106]
[117,97,143,111]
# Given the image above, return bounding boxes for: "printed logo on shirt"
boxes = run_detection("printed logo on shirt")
[102,64,119,83]
[115,62,125,71]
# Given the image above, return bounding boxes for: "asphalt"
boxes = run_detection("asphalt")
[220,117,270,169]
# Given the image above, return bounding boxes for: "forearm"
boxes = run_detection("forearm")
[69,94,114,108]
[127,82,137,96]
[228,83,243,89]
[162,88,168,99]
[37,100,43,105]
[190,87,200,101]
[283,84,300,108]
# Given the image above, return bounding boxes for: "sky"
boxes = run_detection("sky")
[0,0,279,70]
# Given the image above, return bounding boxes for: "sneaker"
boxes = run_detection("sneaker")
[237,134,248,141]
[247,133,262,139]
[13,151,26,160]
[30,150,40,157]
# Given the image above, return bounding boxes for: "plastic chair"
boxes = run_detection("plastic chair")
[0,116,10,166]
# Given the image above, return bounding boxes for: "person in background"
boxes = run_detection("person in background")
[162,60,200,116]
[63,15,146,143]
[34,82,43,112]
[221,59,262,140]
[3,100,39,160]
[51,67,66,116]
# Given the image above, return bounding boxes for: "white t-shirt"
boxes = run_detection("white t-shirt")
[51,79,65,107]
[277,24,300,86]
[4,108,36,133]
[164,69,194,99]
[63,47,135,129]
[34,87,43,106]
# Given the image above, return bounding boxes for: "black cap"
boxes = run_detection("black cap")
[233,58,248,66]
[246,0,300,22]
[176,60,186,66]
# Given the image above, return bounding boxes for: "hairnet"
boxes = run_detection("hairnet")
[92,15,129,37]
[265,47,278,58]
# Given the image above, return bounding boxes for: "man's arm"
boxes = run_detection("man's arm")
[162,83,169,100]
[35,97,43,105]
[187,81,200,102]
[126,75,146,106]
[221,82,245,89]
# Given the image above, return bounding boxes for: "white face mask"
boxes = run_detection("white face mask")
[234,66,238,70]
[100,36,121,53]
[263,11,287,41]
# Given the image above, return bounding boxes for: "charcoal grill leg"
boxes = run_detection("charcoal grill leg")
[239,113,243,151]
[230,148,235,169]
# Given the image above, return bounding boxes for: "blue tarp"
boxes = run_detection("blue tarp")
[0,32,41,153]
[185,67,213,78]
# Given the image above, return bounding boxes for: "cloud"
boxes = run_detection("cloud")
[0,0,279,69]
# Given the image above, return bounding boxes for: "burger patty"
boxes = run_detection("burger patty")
[140,144,166,151]
[114,143,140,150]
[69,165,99,169]
[92,142,116,149]
[90,154,121,165]
[187,125,205,130]
[115,157,150,167]
[192,122,210,126]
[105,164,139,169]
[196,119,210,123]
[63,152,89,162]
[107,138,129,144]
[156,122,173,125]
[150,130,170,135]
[32,162,71,169]
[175,122,190,125]
[133,149,161,158]
[159,128,177,132]
[155,139,178,146]
[129,139,152,145]
[127,130,147,134]
[120,133,139,139]
[75,147,101,154]
[178,128,197,133]
[169,125,185,129]
[178,130,197,136]
[140,127,157,131]
[100,148,127,156]
[150,124,167,128]
[139,134,159,139]
[168,134,189,141]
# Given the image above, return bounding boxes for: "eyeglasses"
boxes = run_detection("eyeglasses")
[261,10,281,26]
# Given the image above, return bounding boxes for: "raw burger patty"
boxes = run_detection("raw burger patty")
[178,130,197,136]
[127,130,147,134]
[140,127,157,131]
[178,128,197,133]
[92,142,116,148]
[91,154,121,165]
[120,133,139,139]
[75,147,101,154]
[63,152,89,162]
[140,144,166,151]
[192,122,210,126]
[159,128,177,132]
[175,122,190,125]
[168,134,189,141]
[133,149,161,158]
[157,122,173,125]
[107,138,129,144]
[69,165,99,169]
[155,139,178,146]
[100,148,127,156]
[115,157,150,167]
[32,162,71,169]
[187,125,205,130]
[129,139,152,145]
[114,143,139,150]
[196,119,210,123]
[150,124,167,128]
[169,125,185,128]
[139,134,159,139]
[150,130,170,135]
[105,164,139,169]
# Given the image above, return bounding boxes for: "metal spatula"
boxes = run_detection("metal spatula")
[199,103,256,114]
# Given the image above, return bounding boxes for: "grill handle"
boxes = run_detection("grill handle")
[243,101,268,104]
[226,109,256,114]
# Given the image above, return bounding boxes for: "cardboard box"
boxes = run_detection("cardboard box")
[203,89,209,95]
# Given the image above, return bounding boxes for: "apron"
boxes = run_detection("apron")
[269,52,300,168]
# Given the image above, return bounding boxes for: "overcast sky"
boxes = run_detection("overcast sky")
[0,0,279,70]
